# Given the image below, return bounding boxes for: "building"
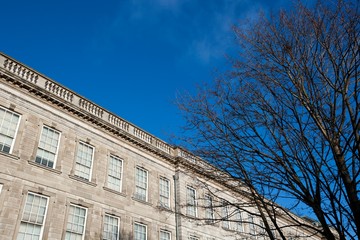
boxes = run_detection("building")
[0,52,321,240]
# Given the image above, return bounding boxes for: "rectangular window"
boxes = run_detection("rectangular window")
[222,202,230,229]
[249,215,256,235]
[234,210,244,232]
[189,236,199,240]
[135,167,148,201]
[75,142,94,180]
[205,194,214,223]
[186,187,197,217]
[159,177,170,208]
[65,204,87,240]
[134,222,147,240]
[17,192,49,240]
[103,214,120,240]
[0,107,20,154]
[159,230,171,240]
[35,126,60,168]
[107,155,123,192]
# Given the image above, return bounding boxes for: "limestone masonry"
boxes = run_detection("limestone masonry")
[0,53,321,240]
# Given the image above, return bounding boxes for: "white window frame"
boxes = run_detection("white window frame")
[186,186,197,217]
[159,229,171,240]
[234,209,244,232]
[159,177,170,208]
[17,192,49,240]
[135,167,148,201]
[107,155,123,192]
[65,204,88,240]
[222,201,230,229]
[189,236,199,240]
[35,125,61,168]
[249,215,256,235]
[134,222,147,240]
[103,214,120,240]
[204,194,214,223]
[0,106,21,154]
[74,141,94,181]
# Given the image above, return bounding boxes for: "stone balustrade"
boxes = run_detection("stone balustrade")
[177,148,197,163]
[108,114,130,132]
[0,52,203,165]
[133,128,153,144]
[155,139,171,154]
[79,98,104,118]
[45,81,74,102]
[3,58,38,83]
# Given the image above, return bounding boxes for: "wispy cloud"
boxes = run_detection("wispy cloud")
[92,0,289,65]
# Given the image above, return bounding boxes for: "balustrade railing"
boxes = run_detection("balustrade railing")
[45,81,74,102]
[108,114,130,132]
[3,59,38,83]
[155,139,171,154]
[79,98,104,118]
[0,53,193,160]
[133,128,153,144]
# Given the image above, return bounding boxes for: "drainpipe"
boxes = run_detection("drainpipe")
[173,174,179,240]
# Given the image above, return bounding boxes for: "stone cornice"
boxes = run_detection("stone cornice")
[0,52,202,166]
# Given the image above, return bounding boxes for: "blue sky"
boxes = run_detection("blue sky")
[0,0,289,143]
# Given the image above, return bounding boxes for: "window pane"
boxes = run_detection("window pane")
[249,215,256,234]
[17,193,48,240]
[159,177,170,207]
[160,230,171,240]
[235,210,244,232]
[65,205,87,239]
[205,195,214,222]
[0,107,20,153]
[75,142,94,180]
[186,187,196,217]
[222,202,230,229]
[35,126,60,168]
[134,223,147,240]
[135,167,148,201]
[189,236,199,240]
[107,156,123,192]
[103,215,119,240]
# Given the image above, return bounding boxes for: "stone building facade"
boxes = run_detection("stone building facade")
[0,52,321,240]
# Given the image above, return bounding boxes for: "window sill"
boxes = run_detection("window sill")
[0,151,20,160]
[103,187,126,197]
[28,160,62,174]
[157,204,171,212]
[132,196,152,206]
[69,175,97,187]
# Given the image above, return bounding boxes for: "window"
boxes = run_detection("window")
[0,183,2,194]
[249,215,256,235]
[75,142,94,180]
[65,204,87,240]
[159,177,170,207]
[134,222,147,240]
[103,214,120,240]
[35,126,60,168]
[17,192,49,240]
[234,210,244,232]
[135,167,148,201]
[107,155,123,192]
[159,230,171,240]
[189,236,199,240]
[222,201,230,229]
[0,107,20,154]
[204,194,214,222]
[186,186,197,217]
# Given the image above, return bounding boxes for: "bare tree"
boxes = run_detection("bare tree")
[177,0,360,239]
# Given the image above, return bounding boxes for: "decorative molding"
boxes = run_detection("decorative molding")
[0,52,203,169]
